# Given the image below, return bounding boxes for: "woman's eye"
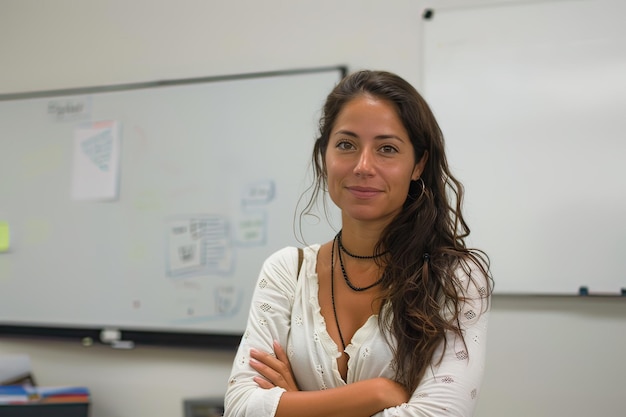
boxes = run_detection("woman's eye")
[336,140,354,150]
[380,145,398,154]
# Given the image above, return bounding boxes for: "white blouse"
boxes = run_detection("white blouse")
[224,245,490,417]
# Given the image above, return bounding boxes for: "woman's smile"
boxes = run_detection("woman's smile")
[345,185,382,199]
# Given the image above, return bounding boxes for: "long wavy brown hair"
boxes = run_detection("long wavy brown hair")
[301,70,492,393]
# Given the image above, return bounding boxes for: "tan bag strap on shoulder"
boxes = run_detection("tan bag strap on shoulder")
[297,247,304,279]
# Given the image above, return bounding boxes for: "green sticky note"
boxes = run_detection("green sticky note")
[0,222,9,252]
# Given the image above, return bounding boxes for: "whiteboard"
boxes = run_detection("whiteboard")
[422,0,626,295]
[0,67,345,345]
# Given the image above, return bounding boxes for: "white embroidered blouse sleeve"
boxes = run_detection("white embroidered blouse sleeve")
[373,267,491,417]
[224,247,299,417]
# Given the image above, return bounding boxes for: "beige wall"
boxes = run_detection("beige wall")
[1,1,625,416]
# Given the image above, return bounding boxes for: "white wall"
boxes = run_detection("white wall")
[1,1,624,416]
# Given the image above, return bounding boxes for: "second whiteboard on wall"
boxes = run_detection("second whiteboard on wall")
[422,0,626,295]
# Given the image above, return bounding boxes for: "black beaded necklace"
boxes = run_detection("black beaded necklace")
[330,237,347,351]
[337,230,388,260]
[336,233,385,292]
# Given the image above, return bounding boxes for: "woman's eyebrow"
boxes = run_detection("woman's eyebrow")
[334,129,405,141]
[333,129,358,138]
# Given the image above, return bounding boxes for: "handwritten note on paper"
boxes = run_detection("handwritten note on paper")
[71,120,121,201]
[242,180,275,207]
[166,216,234,278]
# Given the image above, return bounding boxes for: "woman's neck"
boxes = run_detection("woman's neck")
[337,222,387,259]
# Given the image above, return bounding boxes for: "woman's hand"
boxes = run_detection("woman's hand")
[250,340,300,392]
[374,377,410,409]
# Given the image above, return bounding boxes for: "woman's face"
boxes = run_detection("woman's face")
[325,95,426,226]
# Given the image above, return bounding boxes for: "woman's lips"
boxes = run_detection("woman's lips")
[346,186,381,199]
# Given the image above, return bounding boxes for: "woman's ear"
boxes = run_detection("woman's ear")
[411,151,429,180]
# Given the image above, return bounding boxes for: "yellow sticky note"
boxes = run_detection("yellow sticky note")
[0,222,10,252]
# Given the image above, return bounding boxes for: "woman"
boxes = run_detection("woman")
[224,70,492,417]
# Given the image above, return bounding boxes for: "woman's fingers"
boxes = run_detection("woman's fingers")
[249,343,299,391]
[249,350,284,384]
[273,340,289,363]
[271,341,299,391]
[253,375,275,389]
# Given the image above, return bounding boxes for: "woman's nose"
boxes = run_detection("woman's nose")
[354,148,375,176]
